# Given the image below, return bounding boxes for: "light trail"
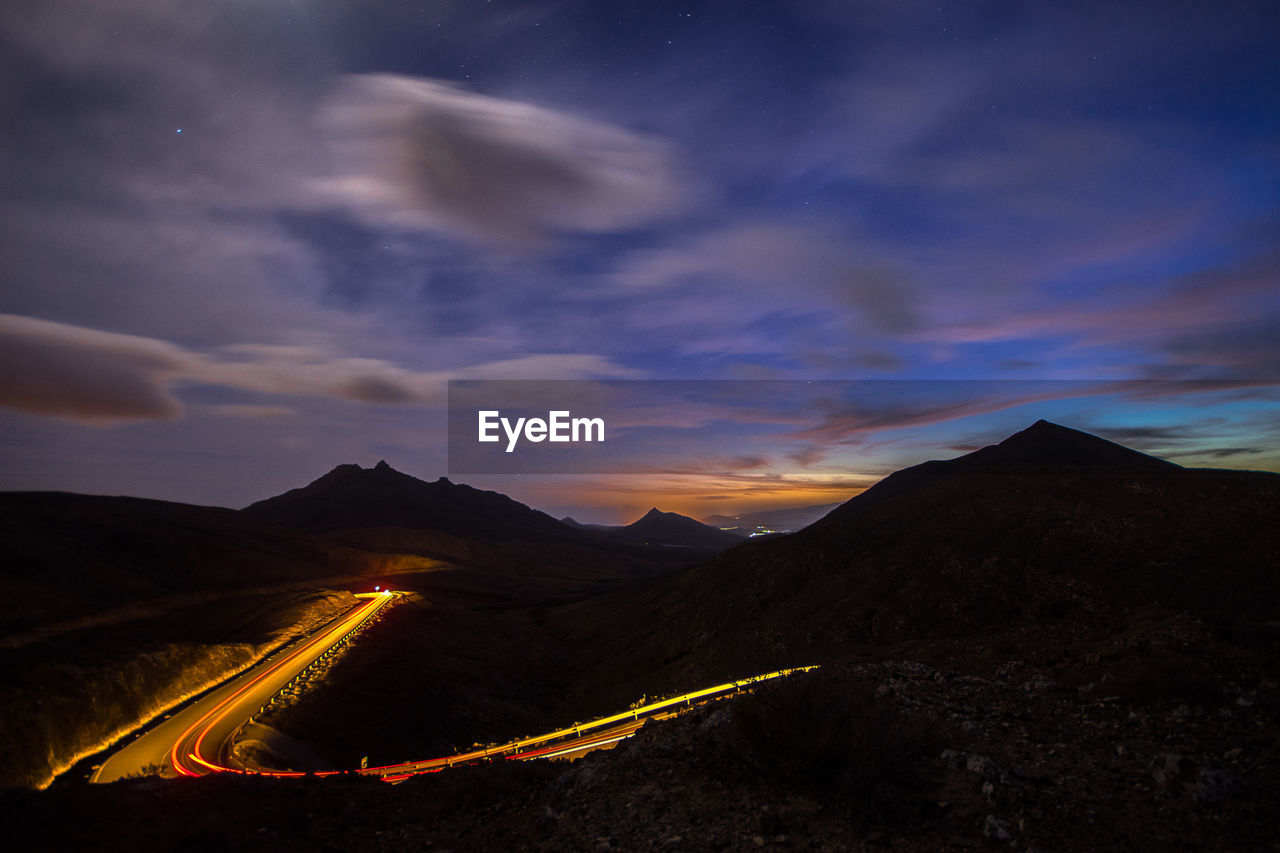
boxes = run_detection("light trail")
[165,591,393,778]
[356,665,819,781]
[95,587,816,784]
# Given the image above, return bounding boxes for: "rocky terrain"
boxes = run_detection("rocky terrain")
[9,629,1277,851]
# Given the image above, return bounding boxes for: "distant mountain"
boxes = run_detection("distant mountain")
[564,420,1280,695]
[609,508,747,550]
[559,516,616,535]
[243,461,579,544]
[241,462,711,578]
[563,509,746,551]
[704,502,843,533]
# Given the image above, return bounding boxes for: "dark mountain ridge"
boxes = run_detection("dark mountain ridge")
[819,418,1177,518]
[559,419,1280,702]
[242,462,713,578]
[243,461,578,544]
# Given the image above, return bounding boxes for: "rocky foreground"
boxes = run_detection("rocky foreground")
[9,613,1277,852]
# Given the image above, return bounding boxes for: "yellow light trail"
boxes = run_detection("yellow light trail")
[357,664,819,781]
[119,588,817,784]
[167,592,392,778]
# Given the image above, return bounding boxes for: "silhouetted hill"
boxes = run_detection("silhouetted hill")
[827,419,1178,513]
[243,461,579,544]
[242,463,705,577]
[560,420,1280,698]
[609,508,746,550]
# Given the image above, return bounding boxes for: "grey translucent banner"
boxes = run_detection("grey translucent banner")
[446,378,1273,475]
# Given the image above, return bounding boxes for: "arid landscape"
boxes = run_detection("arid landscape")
[2,421,1277,851]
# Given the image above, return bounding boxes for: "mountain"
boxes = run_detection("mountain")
[562,509,747,551]
[0,491,397,633]
[559,516,616,535]
[243,461,579,544]
[703,502,843,533]
[823,418,1178,513]
[609,508,747,549]
[560,419,1280,699]
[240,462,710,579]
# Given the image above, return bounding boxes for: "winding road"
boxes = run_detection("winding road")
[90,591,393,783]
[90,589,812,785]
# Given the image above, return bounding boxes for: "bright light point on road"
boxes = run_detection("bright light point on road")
[374,585,380,591]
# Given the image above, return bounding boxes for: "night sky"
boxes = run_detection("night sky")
[1,1,1277,522]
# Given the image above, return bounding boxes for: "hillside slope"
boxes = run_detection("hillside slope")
[557,420,1280,701]
[0,492,399,633]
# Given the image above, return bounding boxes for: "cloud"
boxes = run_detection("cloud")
[0,315,640,423]
[783,380,1122,447]
[786,445,829,468]
[610,223,921,336]
[203,404,293,420]
[1185,447,1265,459]
[927,247,1280,375]
[0,314,190,421]
[1,0,328,213]
[197,348,640,407]
[452,354,644,381]
[318,74,700,244]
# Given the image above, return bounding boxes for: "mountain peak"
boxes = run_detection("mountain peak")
[243,464,572,542]
[815,419,1180,527]
[614,506,744,549]
[982,420,1178,470]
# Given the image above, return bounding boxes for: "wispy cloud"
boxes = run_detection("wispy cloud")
[317,74,701,245]
[0,315,639,423]
[609,223,921,335]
